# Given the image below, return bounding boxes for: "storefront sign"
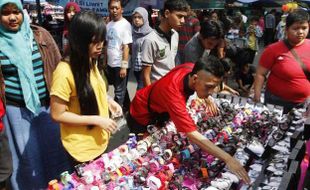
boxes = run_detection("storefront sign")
[76,0,108,15]
[50,0,164,16]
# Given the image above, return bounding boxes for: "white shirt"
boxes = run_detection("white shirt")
[106,18,132,67]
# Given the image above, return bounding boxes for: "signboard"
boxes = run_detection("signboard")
[123,0,164,15]
[50,0,164,16]
[140,0,164,9]
[76,0,108,15]
[122,0,140,16]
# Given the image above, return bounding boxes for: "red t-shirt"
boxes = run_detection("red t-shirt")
[0,98,5,132]
[130,63,197,133]
[259,39,310,103]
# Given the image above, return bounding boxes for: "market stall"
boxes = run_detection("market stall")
[48,95,309,190]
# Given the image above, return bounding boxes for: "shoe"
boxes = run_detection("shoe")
[246,141,265,157]
[234,151,249,166]
[249,163,263,171]
[203,186,219,190]
[221,172,239,183]
[249,169,260,178]
[272,145,289,153]
[210,178,232,189]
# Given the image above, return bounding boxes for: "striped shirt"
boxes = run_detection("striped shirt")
[178,16,201,52]
[0,39,48,105]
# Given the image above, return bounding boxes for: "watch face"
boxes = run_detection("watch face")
[74,164,84,177]
[163,150,172,160]
[173,134,179,141]
[279,122,289,131]
[101,172,108,181]
[268,138,276,147]
[140,176,146,183]
[147,125,155,133]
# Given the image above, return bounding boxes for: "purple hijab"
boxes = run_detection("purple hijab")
[132,7,153,40]
[131,7,153,70]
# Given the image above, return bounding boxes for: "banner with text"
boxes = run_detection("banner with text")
[76,0,108,15]
[50,0,165,16]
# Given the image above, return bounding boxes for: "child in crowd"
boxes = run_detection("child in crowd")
[62,2,80,54]
[50,11,122,164]
[275,14,287,41]
[216,58,239,95]
[236,63,255,97]
[246,16,263,64]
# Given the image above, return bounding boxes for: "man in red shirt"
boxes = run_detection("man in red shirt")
[254,9,310,113]
[129,56,250,184]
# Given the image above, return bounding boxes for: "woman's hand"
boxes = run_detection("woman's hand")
[94,116,117,134]
[108,98,123,117]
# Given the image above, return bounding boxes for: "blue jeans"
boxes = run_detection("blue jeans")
[107,66,130,109]
[264,89,299,114]
[134,71,144,90]
[4,105,72,190]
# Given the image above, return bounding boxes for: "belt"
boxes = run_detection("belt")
[6,98,50,107]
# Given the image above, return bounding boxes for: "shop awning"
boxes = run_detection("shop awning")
[237,0,258,3]
[237,0,282,7]
[23,0,46,2]
[188,0,225,9]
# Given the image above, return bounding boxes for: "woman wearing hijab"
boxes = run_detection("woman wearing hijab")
[63,2,80,54]
[0,0,71,189]
[131,7,153,90]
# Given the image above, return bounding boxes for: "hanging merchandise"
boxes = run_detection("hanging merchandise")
[282,2,299,13]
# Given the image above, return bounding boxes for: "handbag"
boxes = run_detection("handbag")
[283,39,310,81]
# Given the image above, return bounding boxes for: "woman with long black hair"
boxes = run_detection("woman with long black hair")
[0,0,71,189]
[50,11,122,164]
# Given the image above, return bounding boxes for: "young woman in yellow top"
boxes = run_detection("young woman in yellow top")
[50,11,122,163]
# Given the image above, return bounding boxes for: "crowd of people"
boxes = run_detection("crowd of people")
[0,0,309,189]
